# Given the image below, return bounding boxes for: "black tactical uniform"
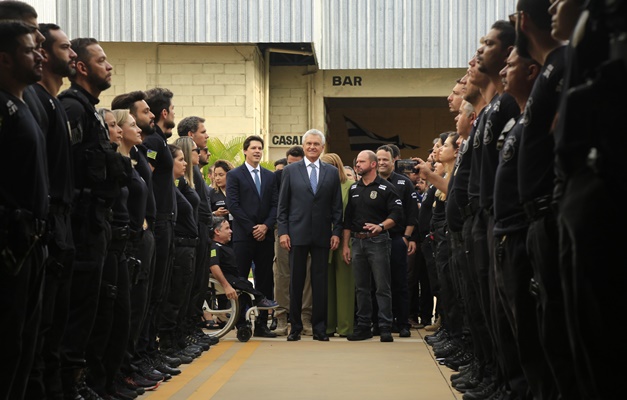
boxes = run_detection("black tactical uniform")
[0,89,49,400]
[58,82,127,393]
[25,83,75,400]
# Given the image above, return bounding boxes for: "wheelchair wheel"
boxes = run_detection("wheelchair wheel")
[205,278,240,339]
[236,324,252,342]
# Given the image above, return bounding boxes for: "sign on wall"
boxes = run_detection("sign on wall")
[271,133,304,147]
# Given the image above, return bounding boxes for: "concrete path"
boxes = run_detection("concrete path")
[143,328,461,400]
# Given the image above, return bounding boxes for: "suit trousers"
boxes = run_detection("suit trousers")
[273,229,312,321]
[234,239,274,322]
[289,245,329,334]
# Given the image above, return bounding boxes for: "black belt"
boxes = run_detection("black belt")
[174,236,199,247]
[523,195,553,221]
[49,201,71,215]
[449,230,464,243]
[111,225,130,241]
[156,212,174,221]
[129,228,144,241]
[460,198,480,220]
[0,207,47,237]
[351,231,379,239]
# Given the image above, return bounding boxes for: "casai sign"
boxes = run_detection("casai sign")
[271,133,303,147]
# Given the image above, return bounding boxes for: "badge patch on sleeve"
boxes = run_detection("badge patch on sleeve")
[211,249,217,257]
[147,149,157,160]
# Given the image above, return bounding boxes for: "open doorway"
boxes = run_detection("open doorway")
[324,97,455,166]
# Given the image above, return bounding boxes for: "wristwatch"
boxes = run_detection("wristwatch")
[403,235,411,240]
[378,223,385,231]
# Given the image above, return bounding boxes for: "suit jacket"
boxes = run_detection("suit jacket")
[226,164,278,242]
[277,159,343,247]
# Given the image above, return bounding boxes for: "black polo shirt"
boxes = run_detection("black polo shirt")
[344,175,403,233]
[131,145,156,223]
[210,241,238,278]
[33,84,74,206]
[193,166,212,223]
[518,46,567,204]
[0,90,49,219]
[143,125,175,215]
[174,178,199,238]
[468,97,493,203]
[479,92,520,210]
[494,116,528,235]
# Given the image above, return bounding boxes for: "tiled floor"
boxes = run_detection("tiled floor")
[143,327,461,400]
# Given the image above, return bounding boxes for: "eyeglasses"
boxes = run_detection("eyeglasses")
[509,11,520,25]
[192,148,201,154]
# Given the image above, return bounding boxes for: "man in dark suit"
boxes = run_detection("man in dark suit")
[226,135,278,338]
[278,129,343,342]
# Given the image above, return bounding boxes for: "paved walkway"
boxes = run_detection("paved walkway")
[143,327,461,400]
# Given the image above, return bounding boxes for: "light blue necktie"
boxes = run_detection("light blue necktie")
[253,169,261,195]
[310,164,318,194]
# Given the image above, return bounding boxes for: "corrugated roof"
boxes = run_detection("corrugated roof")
[320,0,519,69]
[24,0,519,70]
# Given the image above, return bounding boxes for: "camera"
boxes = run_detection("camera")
[394,159,418,174]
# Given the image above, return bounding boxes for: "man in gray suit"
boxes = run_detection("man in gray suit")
[278,129,343,341]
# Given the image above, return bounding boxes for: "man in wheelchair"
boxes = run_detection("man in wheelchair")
[208,217,278,334]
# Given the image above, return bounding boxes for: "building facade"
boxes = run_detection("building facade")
[28,0,517,163]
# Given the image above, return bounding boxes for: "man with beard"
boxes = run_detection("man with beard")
[0,1,49,133]
[0,21,49,400]
[374,145,417,339]
[141,88,191,364]
[513,1,582,399]
[58,37,127,399]
[550,0,622,398]
[342,150,402,343]
[460,22,526,400]
[111,91,183,384]
[178,116,218,350]
[24,23,78,400]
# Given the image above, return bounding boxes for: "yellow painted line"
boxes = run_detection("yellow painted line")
[145,342,234,399]
[188,341,260,400]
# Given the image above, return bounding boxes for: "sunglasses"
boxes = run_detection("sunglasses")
[193,148,201,154]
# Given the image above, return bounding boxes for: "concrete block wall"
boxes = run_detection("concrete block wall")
[66,43,265,144]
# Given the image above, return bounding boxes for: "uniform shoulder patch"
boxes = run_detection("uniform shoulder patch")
[210,249,217,257]
[147,149,157,160]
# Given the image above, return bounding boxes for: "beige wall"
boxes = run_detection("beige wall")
[68,42,464,164]
[81,43,265,145]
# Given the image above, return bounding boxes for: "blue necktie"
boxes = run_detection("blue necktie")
[310,164,318,194]
[253,169,261,195]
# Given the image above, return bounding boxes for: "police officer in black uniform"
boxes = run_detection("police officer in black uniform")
[178,117,218,348]
[515,0,584,398]
[110,91,165,373]
[375,145,418,338]
[553,1,626,398]
[342,150,403,343]
[0,21,49,400]
[159,143,202,360]
[25,23,77,400]
[58,37,128,400]
[141,87,178,365]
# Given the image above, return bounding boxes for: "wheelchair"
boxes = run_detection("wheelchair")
[204,277,275,342]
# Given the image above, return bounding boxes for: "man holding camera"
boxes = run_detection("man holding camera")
[374,145,418,338]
